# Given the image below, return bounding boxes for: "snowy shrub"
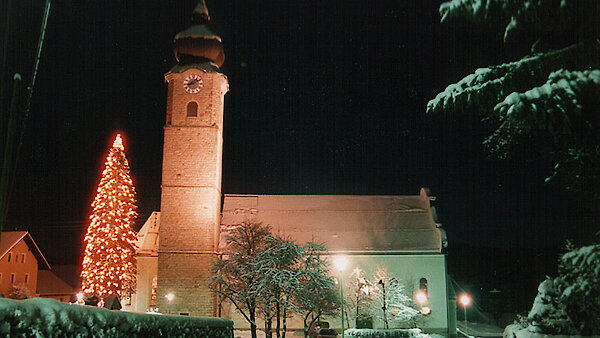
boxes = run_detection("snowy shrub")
[345,328,422,338]
[0,298,233,337]
[518,243,600,335]
[7,284,31,300]
[555,243,600,335]
[522,277,574,335]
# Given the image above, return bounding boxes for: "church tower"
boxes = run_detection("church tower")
[157,1,228,316]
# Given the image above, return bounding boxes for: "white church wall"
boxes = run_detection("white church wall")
[226,253,448,335]
[342,254,448,333]
[122,255,158,313]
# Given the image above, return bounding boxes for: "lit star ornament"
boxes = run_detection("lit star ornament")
[80,133,138,299]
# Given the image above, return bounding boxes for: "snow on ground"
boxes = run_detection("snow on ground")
[457,321,504,337]
[233,329,446,338]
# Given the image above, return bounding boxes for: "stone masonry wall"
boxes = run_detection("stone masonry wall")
[157,67,228,317]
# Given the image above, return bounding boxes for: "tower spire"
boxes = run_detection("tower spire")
[173,0,224,67]
[193,0,210,23]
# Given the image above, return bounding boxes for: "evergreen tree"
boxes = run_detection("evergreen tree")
[428,2,600,333]
[80,134,138,299]
[427,0,600,195]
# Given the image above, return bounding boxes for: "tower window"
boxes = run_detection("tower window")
[21,254,25,263]
[7,253,11,262]
[187,101,198,117]
[24,274,29,284]
[10,274,15,284]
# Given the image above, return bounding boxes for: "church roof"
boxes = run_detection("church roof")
[220,188,443,254]
[0,231,50,269]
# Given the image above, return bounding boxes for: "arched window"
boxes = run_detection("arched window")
[420,277,428,294]
[187,101,198,117]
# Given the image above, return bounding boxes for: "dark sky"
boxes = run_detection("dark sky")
[1,0,595,270]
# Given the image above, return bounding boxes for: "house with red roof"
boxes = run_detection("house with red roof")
[0,231,50,298]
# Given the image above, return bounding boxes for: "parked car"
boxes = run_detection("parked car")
[308,321,337,338]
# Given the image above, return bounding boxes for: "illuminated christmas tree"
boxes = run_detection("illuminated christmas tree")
[81,133,138,299]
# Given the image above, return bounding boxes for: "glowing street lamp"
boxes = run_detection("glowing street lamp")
[414,290,428,306]
[333,256,348,338]
[414,290,432,316]
[165,293,175,314]
[458,292,472,333]
[75,292,85,305]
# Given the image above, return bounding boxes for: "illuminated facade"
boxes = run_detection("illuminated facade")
[155,0,228,316]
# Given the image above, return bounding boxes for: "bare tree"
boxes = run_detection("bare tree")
[210,222,271,338]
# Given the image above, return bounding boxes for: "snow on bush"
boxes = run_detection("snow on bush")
[345,328,423,338]
[0,298,233,337]
[507,243,600,336]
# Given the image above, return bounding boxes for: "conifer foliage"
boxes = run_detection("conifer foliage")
[428,0,600,194]
[81,134,138,299]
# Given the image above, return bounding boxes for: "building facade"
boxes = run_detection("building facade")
[0,231,50,298]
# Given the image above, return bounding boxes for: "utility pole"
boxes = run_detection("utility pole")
[0,0,52,237]
[0,74,22,235]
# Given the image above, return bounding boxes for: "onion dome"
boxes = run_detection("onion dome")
[173,1,225,67]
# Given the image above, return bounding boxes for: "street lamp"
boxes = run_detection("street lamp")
[75,292,85,305]
[458,292,472,334]
[378,279,389,329]
[414,290,428,306]
[333,256,348,338]
[414,290,432,316]
[165,293,175,314]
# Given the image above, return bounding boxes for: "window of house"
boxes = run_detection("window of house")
[7,252,11,262]
[24,274,29,284]
[21,253,25,263]
[10,274,15,284]
[187,101,198,117]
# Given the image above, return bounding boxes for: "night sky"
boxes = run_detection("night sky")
[2,0,596,312]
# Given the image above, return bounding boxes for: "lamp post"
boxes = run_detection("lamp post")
[458,292,472,334]
[165,293,175,314]
[378,279,388,329]
[333,256,348,338]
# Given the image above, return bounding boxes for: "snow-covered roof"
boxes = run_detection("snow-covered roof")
[0,231,50,269]
[37,270,76,296]
[220,188,443,253]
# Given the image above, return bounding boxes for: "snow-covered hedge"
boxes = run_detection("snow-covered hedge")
[344,328,423,338]
[0,298,233,337]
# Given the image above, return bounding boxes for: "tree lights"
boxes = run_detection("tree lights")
[80,134,138,300]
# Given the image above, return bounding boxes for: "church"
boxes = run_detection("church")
[126,2,452,335]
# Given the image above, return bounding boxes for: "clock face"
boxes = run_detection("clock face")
[183,74,203,94]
